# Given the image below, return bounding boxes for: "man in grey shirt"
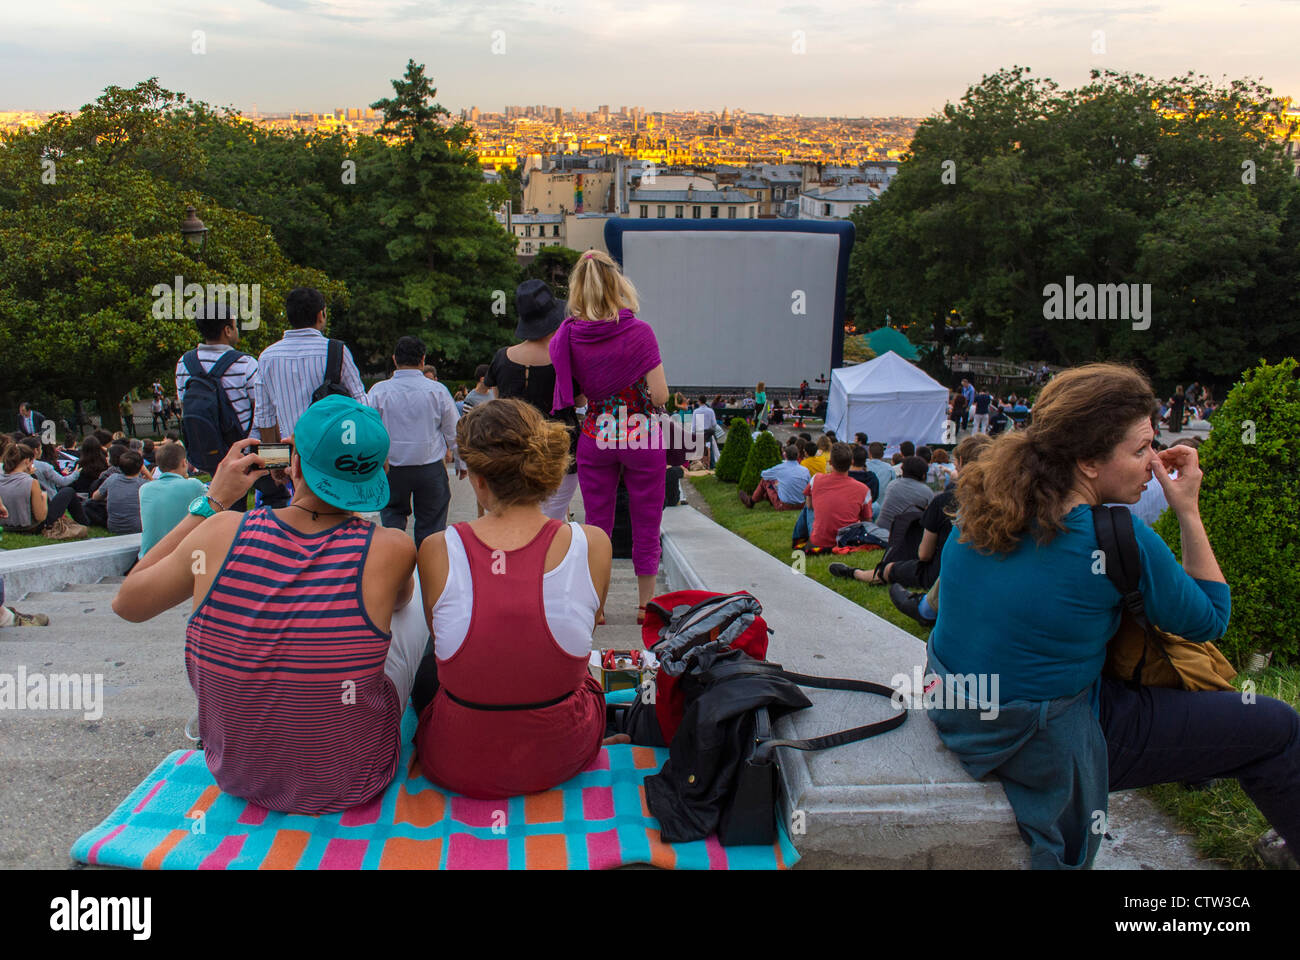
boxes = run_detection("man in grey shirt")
[94,450,149,534]
[366,336,465,548]
[874,456,935,530]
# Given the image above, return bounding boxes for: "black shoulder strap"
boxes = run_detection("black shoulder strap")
[207,349,243,380]
[325,339,343,387]
[181,350,204,382]
[1091,504,1148,623]
[701,659,908,761]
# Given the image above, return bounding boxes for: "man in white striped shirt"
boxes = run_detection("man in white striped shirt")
[252,287,366,445]
[176,304,289,509]
[367,336,465,547]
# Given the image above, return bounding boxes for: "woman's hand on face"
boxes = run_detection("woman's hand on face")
[1151,444,1202,515]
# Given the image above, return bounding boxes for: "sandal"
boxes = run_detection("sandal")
[636,605,647,625]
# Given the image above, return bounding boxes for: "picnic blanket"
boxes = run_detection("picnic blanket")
[71,693,799,870]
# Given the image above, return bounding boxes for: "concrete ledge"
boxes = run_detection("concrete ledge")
[659,505,1027,868]
[0,536,140,601]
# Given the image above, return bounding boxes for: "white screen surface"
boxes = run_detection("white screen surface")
[619,229,842,389]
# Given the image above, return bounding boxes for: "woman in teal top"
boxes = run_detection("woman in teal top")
[926,362,1299,869]
[754,381,768,425]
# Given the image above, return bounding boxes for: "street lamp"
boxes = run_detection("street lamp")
[181,204,209,257]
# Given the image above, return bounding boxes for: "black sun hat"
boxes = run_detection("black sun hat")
[514,279,568,341]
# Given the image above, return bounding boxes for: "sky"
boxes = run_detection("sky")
[2,0,1297,118]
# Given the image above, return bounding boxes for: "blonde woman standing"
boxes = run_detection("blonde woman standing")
[550,250,669,624]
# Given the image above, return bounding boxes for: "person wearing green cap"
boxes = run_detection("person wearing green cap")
[112,395,429,814]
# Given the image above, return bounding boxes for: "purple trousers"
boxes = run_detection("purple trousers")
[576,432,665,576]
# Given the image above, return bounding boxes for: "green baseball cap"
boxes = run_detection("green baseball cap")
[291,394,390,512]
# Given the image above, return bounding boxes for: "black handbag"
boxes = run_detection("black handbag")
[703,658,908,847]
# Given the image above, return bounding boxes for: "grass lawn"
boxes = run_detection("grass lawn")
[0,526,120,550]
[689,472,1297,870]
[687,474,929,642]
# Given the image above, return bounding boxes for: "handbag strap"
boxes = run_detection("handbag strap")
[699,660,907,762]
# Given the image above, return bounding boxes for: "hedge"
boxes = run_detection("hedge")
[738,430,784,493]
[1152,358,1300,667]
[714,418,753,483]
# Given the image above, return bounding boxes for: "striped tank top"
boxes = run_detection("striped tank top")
[185,507,401,814]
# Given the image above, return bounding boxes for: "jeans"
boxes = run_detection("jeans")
[382,462,451,549]
[1100,677,1300,851]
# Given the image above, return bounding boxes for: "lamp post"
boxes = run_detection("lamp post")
[180,204,209,257]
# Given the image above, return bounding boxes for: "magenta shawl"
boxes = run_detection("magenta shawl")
[549,309,662,414]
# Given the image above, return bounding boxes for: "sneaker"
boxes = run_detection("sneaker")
[828,562,857,580]
[890,583,935,626]
[738,490,754,508]
[8,608,50,627]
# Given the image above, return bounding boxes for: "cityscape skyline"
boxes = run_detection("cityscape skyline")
[2,0,1298,117]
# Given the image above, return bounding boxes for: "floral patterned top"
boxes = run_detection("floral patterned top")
[582,377,655,443]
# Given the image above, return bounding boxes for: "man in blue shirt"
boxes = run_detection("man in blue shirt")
[739,443,810,510]
[960,379,975,430]
[139,442,207,557]
[864,441,894,501]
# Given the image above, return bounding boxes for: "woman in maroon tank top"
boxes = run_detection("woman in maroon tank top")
[414,399,617,798]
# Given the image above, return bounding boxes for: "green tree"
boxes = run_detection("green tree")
[368,60,520,372]
[850,68,1300,386]
[715,418,753,483]
[0,81,342,429]
[738,430,784,493]
[522,246,582,298]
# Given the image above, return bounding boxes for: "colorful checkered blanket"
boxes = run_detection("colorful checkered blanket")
[71,698,798,870]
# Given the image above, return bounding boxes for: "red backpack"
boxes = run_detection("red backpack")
[640,590,771,744]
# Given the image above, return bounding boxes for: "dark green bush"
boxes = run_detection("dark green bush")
[1153,359,1299,666]
[738,430,784,493]
[714,418,752,483]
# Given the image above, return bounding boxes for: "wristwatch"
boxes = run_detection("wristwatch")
[187,494,226,519]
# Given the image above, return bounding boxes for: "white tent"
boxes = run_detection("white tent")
[824,351,949,447]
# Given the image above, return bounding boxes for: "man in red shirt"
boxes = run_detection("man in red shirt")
[804,442,872,549]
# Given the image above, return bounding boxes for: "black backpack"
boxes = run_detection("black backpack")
[180,349,246,472]
[311,339,352,405]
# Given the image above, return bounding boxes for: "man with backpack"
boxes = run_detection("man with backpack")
[175,302,287,509]
[252,286,365,446]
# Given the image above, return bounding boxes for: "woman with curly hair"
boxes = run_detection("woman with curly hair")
[926,362,1299,869]
[413,398,616,799]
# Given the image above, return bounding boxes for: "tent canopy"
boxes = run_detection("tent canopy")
[824,350,949,447]
[860,326,919,361]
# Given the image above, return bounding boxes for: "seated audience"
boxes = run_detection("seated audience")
[138,442,208,558]
[72,437,107,495]
[112,397,421,814]
[0,442,87,539]
[94,450,149,534]
[803,442,872,549]
[800,438,829,475]
[866,441,894,499]
[740,443,811,510]
[413,398,613,799]
[927,448,958,488]
[839,434,993,605]
[847,445,879,503]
